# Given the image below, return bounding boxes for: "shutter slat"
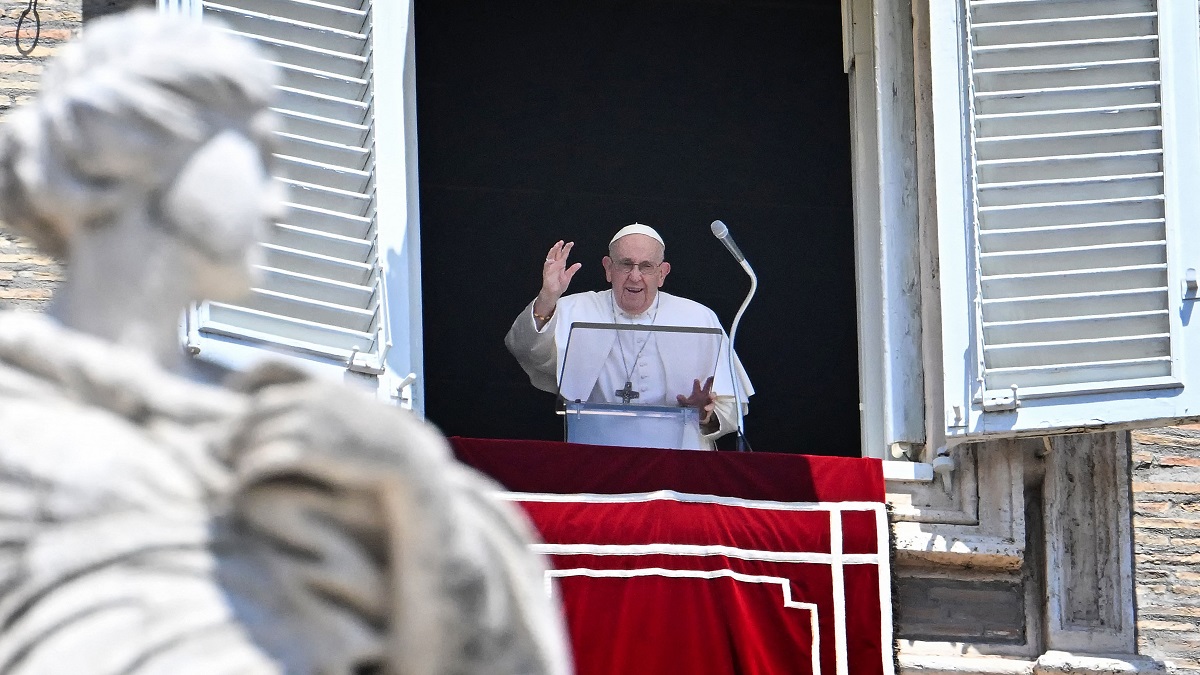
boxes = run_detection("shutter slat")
[277,154,371,193]
[257,266,373,307]
[975,80,1160,115]
[230,32,366,78]
[285,203,372,239]
[973,11,1156,40]
[276,87,368,126]
[209,0,367,32]
[205,5,366,55]
[981,288,1167,323]
[276,109,369,148]
[977,60,1157,91]
[275,132,369,172]
[970,0,1156,23]
[980,241,1164,275]
[984,333,1169,369]
[978,195,1164,229]
[981,264,1166,300]
[276,62,368,102]
[977,149,1162,182]
[983,357,1172,390]
[261,243,372,285]
[984,309,1169,344]
[978,103,1159,138]
[206,303,375,354]
[977,126,1161,160]
[973,37,1157,69]
[979,218,1164,250]
[975,57,1158,76]
[977,172,1162,207]
[243,288,376,332]
[283,178,372,215]
[272,223,372,262]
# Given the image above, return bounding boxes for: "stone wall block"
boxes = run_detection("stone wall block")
[1043,433,1136,654]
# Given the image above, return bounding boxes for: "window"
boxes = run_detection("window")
[159,0,423,407]
[931,0,1200,441]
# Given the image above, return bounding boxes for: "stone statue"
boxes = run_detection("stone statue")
[0,11,571,675]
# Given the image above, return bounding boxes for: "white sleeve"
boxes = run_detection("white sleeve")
[700,394,740,443]
[504,299,560,394]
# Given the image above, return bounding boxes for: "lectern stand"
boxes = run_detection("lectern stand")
[564,402,704,450]
[557,322,723,451]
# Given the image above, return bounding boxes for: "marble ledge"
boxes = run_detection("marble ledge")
[899,651,1167,675]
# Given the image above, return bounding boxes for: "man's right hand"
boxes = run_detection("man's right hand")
[534,240,581,320]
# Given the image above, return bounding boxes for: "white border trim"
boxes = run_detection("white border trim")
[876,503,897,675]
[499,488,885,514]
[549,567,822,675]
[533,543,881,565]
[830,509,849,675]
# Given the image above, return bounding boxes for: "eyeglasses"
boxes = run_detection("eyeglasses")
[613,259,662,275]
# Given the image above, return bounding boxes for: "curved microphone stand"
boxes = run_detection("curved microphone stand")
[710,220,755,451]
[728,265,756,451]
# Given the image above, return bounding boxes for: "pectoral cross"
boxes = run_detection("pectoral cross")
[616,381,640,404]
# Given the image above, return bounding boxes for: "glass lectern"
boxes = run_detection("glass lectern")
[557,321,724,450]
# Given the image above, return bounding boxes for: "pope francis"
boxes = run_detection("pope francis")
[505,223,754,449]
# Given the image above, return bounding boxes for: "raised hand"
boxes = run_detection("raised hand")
[534,240,582,319]
[676,376,717,429]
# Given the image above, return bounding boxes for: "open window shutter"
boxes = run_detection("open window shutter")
[931,0,1200,441]
[182,0,391,376]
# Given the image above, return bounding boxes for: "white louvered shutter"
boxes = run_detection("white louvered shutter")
[178,0,398,379]
[931,0,1200,441]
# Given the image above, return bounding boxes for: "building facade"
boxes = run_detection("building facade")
[1,0,1198,672]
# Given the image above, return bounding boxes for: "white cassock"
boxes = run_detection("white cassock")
[505,290,754,450]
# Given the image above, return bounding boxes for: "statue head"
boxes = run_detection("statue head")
[0,9,281,300]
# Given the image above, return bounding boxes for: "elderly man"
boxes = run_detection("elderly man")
[505,223,753,448]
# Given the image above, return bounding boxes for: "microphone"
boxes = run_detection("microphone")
[710,220,746,263]
[709,219,757,451]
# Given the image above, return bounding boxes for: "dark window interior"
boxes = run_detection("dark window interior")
[416,0,860,455]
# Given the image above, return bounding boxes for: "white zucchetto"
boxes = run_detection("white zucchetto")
[609,223,665,248]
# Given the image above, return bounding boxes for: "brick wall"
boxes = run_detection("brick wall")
[1133,427,1200,673]
[0,0,79,311]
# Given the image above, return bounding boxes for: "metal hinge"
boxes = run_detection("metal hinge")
[946,404,966,429]
[980,384,1020,413]
[345,330,390,375]
[346,345,385,375]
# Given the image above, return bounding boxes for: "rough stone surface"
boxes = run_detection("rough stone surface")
[0,0,76,311]
[1132,427,1200,674]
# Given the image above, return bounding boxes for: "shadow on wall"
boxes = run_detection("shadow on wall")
[83,0,156,22]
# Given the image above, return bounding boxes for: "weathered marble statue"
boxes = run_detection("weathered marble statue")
[0,11,570,675]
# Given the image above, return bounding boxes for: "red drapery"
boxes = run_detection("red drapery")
[452,438,893,675]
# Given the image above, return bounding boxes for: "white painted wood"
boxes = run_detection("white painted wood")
[371,0,425,409]
[168,0,425,407]
[847,0,926,459]
[883,460,935,482]
[157,0,202,17]
[931,0,1200,441]
[848,0,887,459]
